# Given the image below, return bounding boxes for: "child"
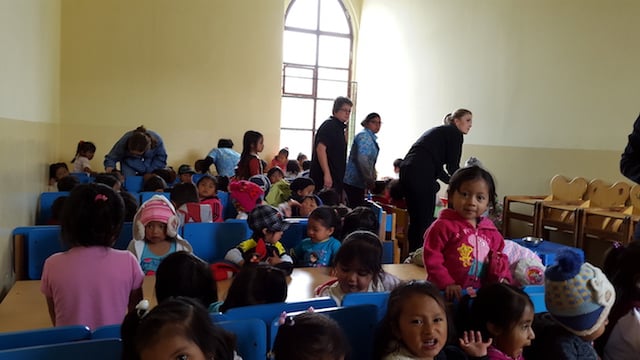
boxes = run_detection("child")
[94,172,122,191]
[142,174,167,192]
[235,130,264,180]
[40,183,144,329]
[292,206,341,267]
[197,174,223,214]
[423,165,511,301]
[155,251,217,308]
[177,163,196,183]
[172,182,222,224]
[56,175,80,191]
[375,281,490,359]
[71,140,96,173]
[214,263,288,313]
[269,147,289,171]
[297,152,308,169]
[229,179,264,219]
[315,230,401,304]
[127,195,193,275]
[341,205,379,240]
[48,162,69,189]
[469,283,535,360]
[524,251,615,360]
[285,159,301,179]
[267,166,285,186]
[120,191,139,222]
[121,297,236,360]
[299,195,321,217]
[272,311,349,360]
[224,204,293,274]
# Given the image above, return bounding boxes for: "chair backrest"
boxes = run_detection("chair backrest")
[37,192,70,225]
[381,240,394,264]
[140,191,170,204]
[342,291,390,322]
[16,226,66,279]
[223,218,252,239]
[585,179,630,208]
[217,319,267,360]
[523,285,547,313]
[549,175,588,201]
[182,222,249,262]
[280,218,309,250]
[124,176,144,193]
[70,172,92,184]
[112,222,133,250]
[0,325,91,351]
[91,324,121,340]
[0,338,122,360]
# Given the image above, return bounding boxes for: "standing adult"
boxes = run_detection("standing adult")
[620,112,640,240]
[343,112,382,207]
[104,125,167,177]
[202,138,241,177]
[400,109,473,251]
[310,96,352,201]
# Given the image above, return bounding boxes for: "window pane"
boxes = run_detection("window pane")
[283,66,314,95]
[281,97,315,129]
[283,31,317,65]
[319,0,350,34]
[317,79,348,99]
[315,99,335,124]
[318,67,348,82]
[318,35,350,68]
[285,0,318,30]
[280,129,313,161]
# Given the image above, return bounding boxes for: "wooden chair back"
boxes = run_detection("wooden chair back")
[549,175,589,201]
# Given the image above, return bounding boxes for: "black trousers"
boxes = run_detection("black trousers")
[400,163,438,252]
[344,183,366,208]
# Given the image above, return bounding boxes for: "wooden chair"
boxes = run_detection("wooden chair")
[368,201,400,264]
[380,204,410,261]
[538,179,630,248]
[502,175,588,238]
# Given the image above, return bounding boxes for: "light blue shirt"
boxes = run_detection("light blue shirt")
[207,148,241,177]
[344,128,379,189]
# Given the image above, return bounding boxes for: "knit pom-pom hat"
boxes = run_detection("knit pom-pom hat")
[544,250,615,336]
[229,180,264,213]
[133,195,180,240]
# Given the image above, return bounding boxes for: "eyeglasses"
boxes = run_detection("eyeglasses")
[339,108,351,114]
[370,120,382,125]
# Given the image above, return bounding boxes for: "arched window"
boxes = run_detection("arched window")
[280,0,354,160]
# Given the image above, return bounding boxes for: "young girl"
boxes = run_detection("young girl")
[235,130,264,180]
[214,263,288,313]
[423,165,511,301]
[121,297,236,360]
[315,230,401,304]
[48,162,69,189]
[71,140,96,173]
[293,206,341,267]
[127,195,193,275]
[272,311,349,360]
[375,281,490,360]
[40,183,144,329]
[196,175,223,222]
[269,147,289,171]
[154,251,217,308]
[229,179,264,219]
[469,283,535,360]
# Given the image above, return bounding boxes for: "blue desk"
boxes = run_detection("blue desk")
[512,238,584,266]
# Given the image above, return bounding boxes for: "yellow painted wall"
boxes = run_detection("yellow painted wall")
[60,0,285,169]
[0,0,60,296]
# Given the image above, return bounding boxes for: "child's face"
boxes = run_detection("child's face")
[300,197,318,217]
[55,167,69,180]
[297,185,315,198]
[307,217,333,242]
[139,327,207,360]
[81,151,95,160]
[395,294,447,359]
[144,221,168,243]
[450,179,490,225]
[264,229,283,244]
[197,178,216,198]
[254,137,264,153]
[269,171,283,184]
[276,153,287,162]
[180,173,193,183]
[335,260,374,294]
[497,304,535,358]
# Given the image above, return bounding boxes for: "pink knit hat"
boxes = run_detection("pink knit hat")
[229,180,264,213]
[133,195,180,239]
[139,199,175,226]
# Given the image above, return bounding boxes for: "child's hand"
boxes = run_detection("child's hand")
[458,330,491,357]
[266,250,282,266]
[445,284,462,301]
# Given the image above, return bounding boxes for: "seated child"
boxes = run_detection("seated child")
[341,205,378,240]
[249,174,271,197]
[292,206,341,267]
[213,263,288,313]
[224,204,293,274]
[274,177,316,216]
[172,182,222,224]
[48,162,69,190]
[423,166,511,301]
[524,251,615,360]
[285,159,301,179]
[315,230,401,304]
[94,172,122,191]
[142,174,167,192]
[267,166,285,186]
[269,147,289,171]
[298,195,321,217]
[375,281,490,359]
[155,251,217,309]
[57,175,80,191]
[196,174,224,218]
[128,195,193,275]
[272,311,349,360]
[229,179,264,219]
[177,164,196,184]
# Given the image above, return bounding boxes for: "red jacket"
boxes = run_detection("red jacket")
[423,208,509,289]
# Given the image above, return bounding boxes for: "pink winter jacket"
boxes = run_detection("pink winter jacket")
[423,208,510,290]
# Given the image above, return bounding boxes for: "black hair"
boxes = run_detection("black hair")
[334,231,383,278]
[290,177,315,194]
[467,283,533,341]
[308,206,340,233]
[171,183,200,208]
[360,112,381,127]
[218,138,234,148]
[121,297,235,360]
[603,241,640,303]
[219,264,287,313]
[71,141,96,163]
[316,188,339,206]
[393,158,403,169]
[387,179,404,202]
[194,158,211,174]
[302,160,311,171]
[119,191,139,222]
[127,126,152,153]
[277,148,289,157]
[57,175,80,191]
[49,162,69,180]
[60,183,124,247]
[332,96,353,115]
[142,175,167,192]
[297,153,307,162]
[155,251,217,307]
[49,196,67,224]
[341,206,378,240]
[272,312,350,360]
[286,160,301,175]
[216,175,230,192]
[447,165,497,211]
[94,173,121,189]
[267,166,284,179]
[236,130,263,180]
[152,168,177,186]
[375,281,451,359]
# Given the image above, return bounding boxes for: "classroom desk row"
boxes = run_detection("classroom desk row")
[0,264,426,333]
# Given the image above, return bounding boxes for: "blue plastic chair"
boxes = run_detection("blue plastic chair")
[36,192,70,225]
[113,222,133,250]
[523,285,547,313]
[182,222,249,262]
[217,319,267,360]
[70,172,92,184]
[192,173,205,184]
[140,191,170,203]
[280,219,308,250]
[91,324,121,340]
[0,338,122,360]
[224,218,252,239]
[381,240,394,264]
[0,325,91,351]
[342,291,390,322]
[12,226,66,280]
[124,176,144,193]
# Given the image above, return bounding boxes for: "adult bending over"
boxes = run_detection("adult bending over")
[400,108,472,251]
[620,112,640,240]
[104,126,167,177]
[343,112,381,207]
[310,96,352,201]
